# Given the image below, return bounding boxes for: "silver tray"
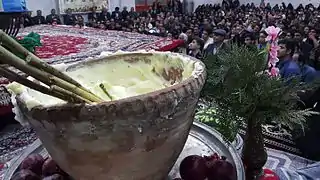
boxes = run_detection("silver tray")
[3,122,245,180]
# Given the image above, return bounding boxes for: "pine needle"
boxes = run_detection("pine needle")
[201,44,318,131]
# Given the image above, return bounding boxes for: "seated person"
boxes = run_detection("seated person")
[88,7,99,27]
[148,22,160,34]
[98,8,111,23]
[121,7,129,19]
[75,15,85,27]
[112,7,122,20]
[129,7,138,18]
[32,10,46,25]
[46,9,61,24]
[23,12,33,27]
[64,8,77,26]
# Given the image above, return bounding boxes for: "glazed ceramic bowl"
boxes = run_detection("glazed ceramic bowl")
[15,52,206,180]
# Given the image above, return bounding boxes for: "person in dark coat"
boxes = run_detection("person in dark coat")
[98,8,111,23]
[128,7,138,18]
[294,87,320,161]
[46,9,61,24]
[111,7,122,20]
[121,7,129,19]
[173,0,182,14]
[64,8,77,26]
[294,31,314,67]
[32,10,46,25]
[152,0,162,14]
[88,7,99,26]
[23,11,33,27]
[205,29,229,56]
[167,0,174,11]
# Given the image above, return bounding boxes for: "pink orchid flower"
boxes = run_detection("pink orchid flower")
[268,57,279,68]
[265,26,281,41]
[264,26,281,77]
[270,57,279,65]
[269,44,279,62]
[269,67,279,77]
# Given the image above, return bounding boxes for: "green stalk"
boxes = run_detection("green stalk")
[25,56,102,100]
[51,85,92,104]
[0,66,85,103]
[0,46,101,103]
[99,83,113,100]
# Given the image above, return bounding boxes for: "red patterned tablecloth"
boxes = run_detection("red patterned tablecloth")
[36,35,88,59]
[0,25,183,114]
[20,25,183,63]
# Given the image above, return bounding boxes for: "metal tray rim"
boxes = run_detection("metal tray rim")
[3,122,245,180]
[192,122,245,180]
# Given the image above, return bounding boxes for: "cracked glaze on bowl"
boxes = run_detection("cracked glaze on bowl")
[16,52,206,180]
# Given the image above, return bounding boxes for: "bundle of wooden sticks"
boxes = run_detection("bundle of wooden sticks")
[0,30,103,104]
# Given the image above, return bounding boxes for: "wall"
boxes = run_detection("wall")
[26,0,135,16]
[190,0,219,10]
[25,0,320,16]
[109,0,135,11]
[26,0,57,16]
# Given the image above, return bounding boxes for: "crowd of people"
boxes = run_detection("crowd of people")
[24,1,320,78]
[22,1,320,87]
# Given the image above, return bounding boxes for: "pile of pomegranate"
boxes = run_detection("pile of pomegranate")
[11,154,70,180]
[175,153,235,180]
[11,153,235,180]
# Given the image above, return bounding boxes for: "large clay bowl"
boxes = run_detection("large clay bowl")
[16,52,206,180]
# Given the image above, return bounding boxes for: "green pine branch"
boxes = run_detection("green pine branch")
[201,45,318,131]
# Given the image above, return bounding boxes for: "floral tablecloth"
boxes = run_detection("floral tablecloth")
[19,25,184,64]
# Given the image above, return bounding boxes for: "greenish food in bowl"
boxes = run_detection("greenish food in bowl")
[7,52,196,109]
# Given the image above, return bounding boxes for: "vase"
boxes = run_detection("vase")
[15,52,207,180]
[242,117,267,180]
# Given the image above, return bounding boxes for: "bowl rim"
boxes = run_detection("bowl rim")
[17,52,206,111]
